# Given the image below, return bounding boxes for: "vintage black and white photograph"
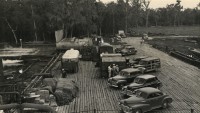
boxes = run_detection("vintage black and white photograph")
[0,0,200,113]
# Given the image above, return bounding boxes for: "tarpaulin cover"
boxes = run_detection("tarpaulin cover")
[43,78,57,92]
[54,79,78,106]
[55,29,64,43]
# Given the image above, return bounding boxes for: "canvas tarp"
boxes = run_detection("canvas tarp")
[55,29,64,43]
[54,79,78,106]
[43,78,57,92]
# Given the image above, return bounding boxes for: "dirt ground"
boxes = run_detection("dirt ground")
[146,36,200,57]
[55,37,200,113]
[130,26,200,36]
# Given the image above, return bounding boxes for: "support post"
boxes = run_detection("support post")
[0,58,3,82]
[20,39,22,48]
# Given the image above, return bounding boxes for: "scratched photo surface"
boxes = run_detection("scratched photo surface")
[0,0,200,113]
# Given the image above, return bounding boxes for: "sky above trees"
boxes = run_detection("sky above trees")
[101,0,200,9]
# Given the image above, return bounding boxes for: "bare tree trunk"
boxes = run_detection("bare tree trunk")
[86,24,89,38]
[31,4,38,41]
[155,19,158,27]
[43,33,45,41]
[4,18,18,44]
[99,26,102,36]
[65,30,68,38]
[65,28,68,38]
[33,20,38,41]
[177,13,180,26]
[146,10,149,27]
[63,23,68,38]
[112,9,115,35]
[87,31,89,38]
[70,27,73,38]
[125,0,128,34]
[125,18,127,34]
[142,0,150,28]
[135,19,138,28]
[174,14,177,27]
[135,9,138,28]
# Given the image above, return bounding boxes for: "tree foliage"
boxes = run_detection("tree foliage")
[0,0,200,43]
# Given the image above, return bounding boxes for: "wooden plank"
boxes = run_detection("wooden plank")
[55,37,200,113]
[124,38,200,113]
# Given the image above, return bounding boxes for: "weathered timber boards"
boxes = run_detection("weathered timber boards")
[124,38,200,113]
[56,37,200,113]
[56,61,120,113]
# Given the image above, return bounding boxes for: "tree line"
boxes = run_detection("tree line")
[0,0,200,44]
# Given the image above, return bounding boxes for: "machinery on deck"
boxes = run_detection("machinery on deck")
[61,49,80,74]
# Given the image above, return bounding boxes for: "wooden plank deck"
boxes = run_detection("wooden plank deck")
[55,61,121,113]
[124,38,200,113]
[56,37,200,113]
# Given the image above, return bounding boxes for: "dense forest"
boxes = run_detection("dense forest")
[0,0,200,43]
